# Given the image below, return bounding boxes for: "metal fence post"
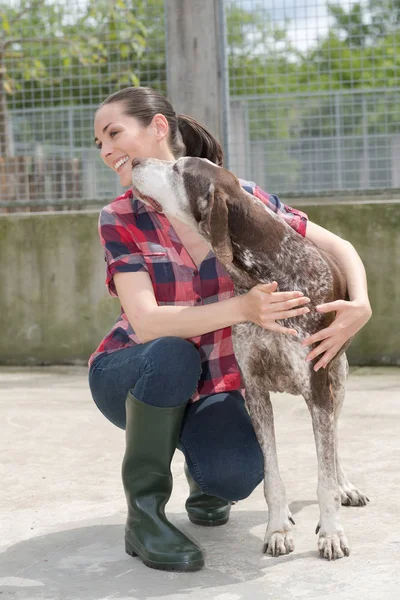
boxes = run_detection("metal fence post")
[335,93,343,190]
[361,95,370,189]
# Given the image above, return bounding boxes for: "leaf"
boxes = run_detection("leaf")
[120,43,130,59]
[3,80,13,94]
[1,13,10,34]
[129,72,140,86]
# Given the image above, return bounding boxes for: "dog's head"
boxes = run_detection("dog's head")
[131,156,244,264]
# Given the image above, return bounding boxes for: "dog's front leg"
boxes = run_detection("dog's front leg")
[305,379,350,560]
[246,386,295,557]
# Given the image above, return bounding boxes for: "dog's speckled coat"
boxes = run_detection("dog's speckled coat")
[131,156,369,560]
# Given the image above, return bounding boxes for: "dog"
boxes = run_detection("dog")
[130,156,369,560]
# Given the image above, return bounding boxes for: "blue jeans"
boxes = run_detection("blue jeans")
[88,337,264,501]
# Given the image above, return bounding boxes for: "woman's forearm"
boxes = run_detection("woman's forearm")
[330,240,370,304]
[137,296,245,342]
[305,221,371,306]
[115,270,311,343]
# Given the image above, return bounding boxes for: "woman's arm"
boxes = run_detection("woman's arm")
[305,221,370,304]
[301,221,372,370]
[114,272,311,342]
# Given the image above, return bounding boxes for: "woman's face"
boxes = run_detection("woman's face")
[94,102,175,187]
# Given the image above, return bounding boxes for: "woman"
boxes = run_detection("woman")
[89,86,372,572]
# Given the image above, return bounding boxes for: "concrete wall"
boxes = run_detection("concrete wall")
[0,203,399,366]
[0,210,118,365]
[304,203,400,366]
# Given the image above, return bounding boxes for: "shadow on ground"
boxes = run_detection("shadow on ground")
[0,502,318,600]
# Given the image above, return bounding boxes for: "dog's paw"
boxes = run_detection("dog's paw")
[263,531,294,556]
[339,484,369,507]
[317,532,350,560]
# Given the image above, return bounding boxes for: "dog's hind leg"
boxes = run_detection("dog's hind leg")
[305,372,350,560]
[330,356,370,507]
[245,385,295,557]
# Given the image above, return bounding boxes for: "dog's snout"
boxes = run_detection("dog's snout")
[131,158,141,168]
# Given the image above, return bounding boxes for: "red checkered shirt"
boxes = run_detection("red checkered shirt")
[89,180,308,401]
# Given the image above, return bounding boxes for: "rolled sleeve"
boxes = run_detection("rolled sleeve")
[252,186,308,237]
[99,207,147,297]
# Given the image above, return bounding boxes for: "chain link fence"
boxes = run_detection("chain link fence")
[1,0,166,210]
[226,0,400,195]
[1,0,400,210]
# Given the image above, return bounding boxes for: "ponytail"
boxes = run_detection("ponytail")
[178,115,224,166]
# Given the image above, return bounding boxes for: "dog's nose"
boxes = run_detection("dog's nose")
[131,158,141,168]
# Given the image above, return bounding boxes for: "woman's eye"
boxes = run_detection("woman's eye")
[96,143,102,150]
[110,130,118,138]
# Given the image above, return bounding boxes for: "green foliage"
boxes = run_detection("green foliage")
[0,0,167,110]
[1,0,400,159]
[0,0,168,154]
[3,1,399,103]
[327,3,370,47]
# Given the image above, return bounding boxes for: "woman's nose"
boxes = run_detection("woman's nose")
[100,143,112,161]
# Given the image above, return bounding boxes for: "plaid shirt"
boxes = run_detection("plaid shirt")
[89,180,308,401]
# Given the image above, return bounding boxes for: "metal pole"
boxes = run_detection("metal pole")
[216,0,230,168]
[335,93,343,190]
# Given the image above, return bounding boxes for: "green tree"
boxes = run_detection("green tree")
[364,0,400,38]
[225,1,400,190]
[0,0,152,155]
[327,3,370,47]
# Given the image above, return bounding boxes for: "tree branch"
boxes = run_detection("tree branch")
[8,0,45,28]
[2,37,77,50]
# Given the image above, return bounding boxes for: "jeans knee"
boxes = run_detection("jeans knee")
[135,337,202,406]
[149,336,201,388]
[212,469,263,501]
[200,454,264,502]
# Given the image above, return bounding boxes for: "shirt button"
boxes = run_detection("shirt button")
[196,297,202,304]
[193,269,199,276]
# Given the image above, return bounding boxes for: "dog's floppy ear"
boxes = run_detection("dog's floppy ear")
[201,183,233,264]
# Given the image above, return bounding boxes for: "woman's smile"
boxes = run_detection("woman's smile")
[113,155,130,171]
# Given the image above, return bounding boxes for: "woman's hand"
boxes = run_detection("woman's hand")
[238,281,311,335]
[301,299,372,371]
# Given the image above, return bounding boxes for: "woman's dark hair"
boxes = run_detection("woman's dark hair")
[98,86,224,166]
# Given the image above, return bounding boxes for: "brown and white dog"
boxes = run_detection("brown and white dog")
[130,156,369,560]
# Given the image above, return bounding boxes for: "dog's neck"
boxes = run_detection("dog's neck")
[229,190,288,252]
[219,190,290,290]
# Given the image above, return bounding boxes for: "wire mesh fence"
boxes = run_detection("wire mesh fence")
[226,0,400,194]
[229,89,400,194]
[0,0,166,210]
[1,0,400,211]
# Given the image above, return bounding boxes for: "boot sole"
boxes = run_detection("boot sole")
[125,538,204,572]
[188,515,229,527]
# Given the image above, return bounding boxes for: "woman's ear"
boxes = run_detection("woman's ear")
[152,113,169,140]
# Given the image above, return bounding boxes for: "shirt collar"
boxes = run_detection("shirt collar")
[124,188,154,215]
[135,198,149,214]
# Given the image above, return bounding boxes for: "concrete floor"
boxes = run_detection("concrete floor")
[1,366,399,600]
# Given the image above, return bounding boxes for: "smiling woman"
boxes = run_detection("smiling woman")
[88,85,371,573]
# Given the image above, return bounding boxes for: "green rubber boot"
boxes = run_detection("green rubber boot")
[122,392,204,571]
[184,463,232,526]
